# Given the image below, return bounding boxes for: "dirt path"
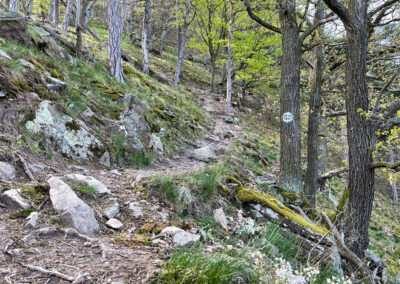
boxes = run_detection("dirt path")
[0,88,246,283]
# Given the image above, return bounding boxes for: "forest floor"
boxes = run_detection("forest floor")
[0,84,246,283]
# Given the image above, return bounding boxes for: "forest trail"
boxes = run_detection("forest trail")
[0,87,246,283]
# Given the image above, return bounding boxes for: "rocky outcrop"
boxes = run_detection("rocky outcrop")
[120,95,150,153]
[0,188,30,210]
[190,145,216,162]
[48,177,100,235]
[26,101,103,160]
[0,13,31,45]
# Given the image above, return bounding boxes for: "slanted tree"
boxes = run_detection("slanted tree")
[62,0,74,34]
[108,0,124,82]
[173,0,191,89]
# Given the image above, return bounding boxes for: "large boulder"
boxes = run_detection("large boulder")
[0,13,31,45]
[48,177,100,235]
[191,145,216,162]
[26,101,103,160]
[120,95,150,152]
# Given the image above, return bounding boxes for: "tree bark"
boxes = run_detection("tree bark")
[388,147,399,203]
[142,0,152,74]
[126,3,136,44]
[53,0,59,28]
[305,1,324,207]
[317,113,328,191]
[173,0,191,89]
[75,0,81,29]
[211,58,216,93]
[324,0,374,259]
[108,0,124,82]
[226,0,233,118]
[9,0,18,12]
[49,0,55,23]
[277,0,303,193]
[160,16,173,58]
[62,0,74,34]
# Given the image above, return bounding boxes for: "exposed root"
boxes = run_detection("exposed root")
[21,263,90,283]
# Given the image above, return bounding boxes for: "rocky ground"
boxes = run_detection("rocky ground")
[0,88,244,283]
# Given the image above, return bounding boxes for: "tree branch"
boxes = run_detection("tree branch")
[368,0,400,18]
[325,110,346,117]
[373,69,400,114]
[242,0,281,34]
[370,161,400,170]
[300,15,336,43]
[323,0,358,29]
[318,168,348,181]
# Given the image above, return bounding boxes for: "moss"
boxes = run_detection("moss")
[337,187,350,213]
[91,81,122,101]
[28,58,46,71]
[226,176,243,186]
[235,186,329,234]
[21,184,49,204]
[277,187,312,209]
[65,120,81,131]
[9,209,35,219]
[50,69,63,80]
[325,209,336,222]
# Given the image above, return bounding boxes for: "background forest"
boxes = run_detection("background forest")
[0,0,400,283]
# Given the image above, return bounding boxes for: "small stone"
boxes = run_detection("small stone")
[0,161,16,181]
[214,208,228,230]
[254,174,276,186]
[0,49,11,60]
[106,218,123,230]
[21,234,37,245]
[158,210,169,222]
[103,203,120,220]
[191,146,216,162]
[18,59,35,69]
[149,133,164,155]
[161,226,184,235]
[99,152,111,167]
[128,202,143,218]
[0,189,30,210]
[25,212,40,229]
[23,92,40,101]
[0,91,6,98]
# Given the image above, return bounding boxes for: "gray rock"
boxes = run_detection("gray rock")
[0,13,31,44]
[106,218,123,230]
[161,226,184,235]
[149,133,164,155]
[61,174,111,195]
[26,101,102,160]
[60,204,100,235]
[128,202,143,218]
[158,210,169,222]
[204,106,215,113]
[214,208,228,230]
[99,151,111,167]
[25,212,40,229]
[0,162,16,180]
[191,146,216,162]
[254,174,276,186]
[0,188,30,210]
[0,49,11,60]
[173,231,200,246]
[104,203,120,220]
[120,95,150,153]
[48,177,99,235]
[0,90,6,98]
[18,59,35,69]
[46,76,67,92]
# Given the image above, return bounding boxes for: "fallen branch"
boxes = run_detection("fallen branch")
[321,212,373,283]
[318,168,348,181]
[21,263,90,283]
[370,161,400,170]
[17,153,36,182]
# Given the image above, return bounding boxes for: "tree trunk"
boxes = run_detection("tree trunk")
[108,0,124,82]
[211,58,216,93]
[173,0,190,89]
[84,0,94,27]
[226,0,233,118]
[9,0,18,12]
[127,4,136,44]
[148,1,153,51]
[49,0,55,22]
[160,16,173,58]
[317,113,328,191]
[142,0,152,74]
[75,0,81,29]
[277,0,303,193]
[389,147,399,203]
[62,0,74,34]
[305,1,324,207]
[53,0,59,28]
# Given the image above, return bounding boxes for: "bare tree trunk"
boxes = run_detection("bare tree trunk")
[108,0,124,82]
[173,0,190,89]
[142,0,152,74]
[226,0,233,118]
[211,58,216,93]
[389,147,399,203]
[62,0,74,34]
[54,0,59,28]
[84,0,94,27]
[317,113,328,191]
[75,0,81,29]
[49,0,55,22]
[28,0,33,16]
[148,1,153,51]
[305,1,324,207]
[10,0,18,12]
[277,0,303,193]
[126,3,136,44]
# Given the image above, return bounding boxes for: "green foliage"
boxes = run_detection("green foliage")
[72,184,96,195]
[9,209,35,219]
[133,152,154,167]
[187,164,226,200]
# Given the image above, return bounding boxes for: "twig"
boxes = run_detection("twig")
[21,263,90,283]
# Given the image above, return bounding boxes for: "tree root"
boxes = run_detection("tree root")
[21,263,90,283]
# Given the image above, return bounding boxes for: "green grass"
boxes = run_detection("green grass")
[72,184,96,195]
